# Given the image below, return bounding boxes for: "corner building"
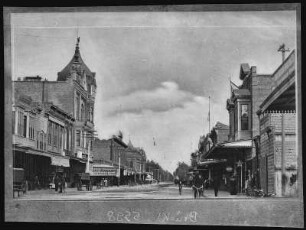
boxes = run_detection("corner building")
[13,38,97,186]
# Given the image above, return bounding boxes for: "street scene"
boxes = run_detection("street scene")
[11,9,299,202]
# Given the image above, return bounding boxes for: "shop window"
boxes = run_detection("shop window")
[241,104,249,130]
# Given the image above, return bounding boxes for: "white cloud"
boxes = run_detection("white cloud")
[95,82,228,173]
[100,81,194,116]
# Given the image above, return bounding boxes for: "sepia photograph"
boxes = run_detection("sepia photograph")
[4,3,303,227]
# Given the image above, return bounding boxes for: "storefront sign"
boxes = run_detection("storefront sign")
[92,166,117,176]
[51,156,70,167]
[226,166,233,172]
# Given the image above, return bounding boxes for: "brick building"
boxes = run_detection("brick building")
[92,135,129,186]
[257,50,297,197]
[13,38,97,186]
[125,140,147,184]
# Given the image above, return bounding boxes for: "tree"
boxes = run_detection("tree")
[173,161,190,182]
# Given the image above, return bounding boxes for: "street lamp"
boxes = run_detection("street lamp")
[237,160,243,193]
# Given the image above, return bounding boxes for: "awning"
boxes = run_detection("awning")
[90,164,117,176]
[51,155,70,167]
[198,159,227,166]
[219,140,252,148]
[204,140,253,159]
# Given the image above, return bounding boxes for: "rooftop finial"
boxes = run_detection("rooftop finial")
[278,43,290,63]
[74,37,80,61]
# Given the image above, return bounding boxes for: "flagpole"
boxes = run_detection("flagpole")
[208,96,210,133]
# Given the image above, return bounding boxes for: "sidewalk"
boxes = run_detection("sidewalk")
[22,183,160,196]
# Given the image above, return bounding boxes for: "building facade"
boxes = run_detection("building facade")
[12,94,74,189]
[13,38,97,186]
[257,50,297,197]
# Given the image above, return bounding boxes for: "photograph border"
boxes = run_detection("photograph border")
[4,4,304,227]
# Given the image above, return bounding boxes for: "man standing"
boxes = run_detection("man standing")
[213,171,221,197]
[192,171,204,199]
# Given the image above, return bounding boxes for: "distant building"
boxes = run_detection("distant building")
[92,136,128,186]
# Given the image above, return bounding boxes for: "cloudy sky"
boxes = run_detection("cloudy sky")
[11,9,296,173]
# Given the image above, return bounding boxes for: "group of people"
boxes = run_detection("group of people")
[178,170,221,198]
[53,174,66,193]
[192,170,221,198]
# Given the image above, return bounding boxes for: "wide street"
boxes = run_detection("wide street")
[15,183,248,200]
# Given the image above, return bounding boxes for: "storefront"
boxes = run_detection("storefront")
[202,140,253,194]
[13,146,52,190]
[50,155,70,186]
[89,164,117,186]
[69,157,87,187]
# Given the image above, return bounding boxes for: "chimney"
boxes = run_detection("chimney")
[251,66,257,74]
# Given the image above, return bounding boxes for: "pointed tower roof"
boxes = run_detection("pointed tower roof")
[128,139,134,148]
[57,37,96,86]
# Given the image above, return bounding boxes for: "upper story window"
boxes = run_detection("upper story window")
[37,131,46,151]
[48,121,52,145]
[76,93,80,120]
[241,104,249,130]
[53,123,58,147]
[12,111,15,134]
[81,103,85,121]
[76,130,81,147]
[29,116,35,140]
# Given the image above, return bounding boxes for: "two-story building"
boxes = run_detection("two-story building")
[125,140,147,184]
[12,94,74,189]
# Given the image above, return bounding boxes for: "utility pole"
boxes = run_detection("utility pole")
[208,96,211,133]
[278,44,290,63]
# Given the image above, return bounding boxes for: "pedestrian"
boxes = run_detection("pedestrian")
[178,180,183,195]
[54,174,59,192]
[58,174,63,193]
[213,173,221,197]
[192,171,204,199]
[34,175,40,190]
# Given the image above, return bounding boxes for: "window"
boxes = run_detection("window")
[17,111,23,136]
[76,93,80,120]
[40,132,44,150]
[23,115,27,137]
[241,104,249,130]
[59,126,63,149]
[76,130,81,146]
[81,103,85,121]
[12,111,15,134]
[29,117,35,140]
[66,127,70,150]
[48,121,52,145]
[53,123,58,147]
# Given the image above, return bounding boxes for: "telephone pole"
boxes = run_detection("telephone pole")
[278,44,290,63]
